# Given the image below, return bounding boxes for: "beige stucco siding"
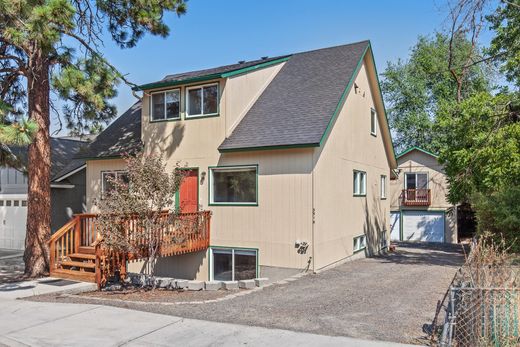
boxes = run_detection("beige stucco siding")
[389,150,457,243]
[312,60,391,270]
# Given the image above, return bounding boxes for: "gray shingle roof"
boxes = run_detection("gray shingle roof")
[77,101,142,159]
[137,56,290,90]
[8,138,89,181]
[219,40,370,151]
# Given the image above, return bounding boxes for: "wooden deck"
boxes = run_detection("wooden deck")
[49,211,211,288]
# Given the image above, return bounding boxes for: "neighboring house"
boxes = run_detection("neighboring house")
[389,146,458,244]
[71,40,397,281]
[0,138,87,250]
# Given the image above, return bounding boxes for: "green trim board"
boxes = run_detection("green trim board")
[219,143,318,153]
[207,164,259,206]
[134,57,291,91]
[396,146,439,159]
[208,246,259,281]
[174,167,199,211]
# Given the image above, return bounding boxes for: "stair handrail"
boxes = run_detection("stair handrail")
[49,215,80,272]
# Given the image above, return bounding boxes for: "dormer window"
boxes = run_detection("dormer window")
[186,83,219,118]
[150,89,180,121]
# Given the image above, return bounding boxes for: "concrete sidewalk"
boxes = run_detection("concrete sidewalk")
[0,298,417,347]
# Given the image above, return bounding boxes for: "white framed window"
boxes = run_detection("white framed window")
[370,108,377,136]
[380,175,387,199]
[101,170,129,195]
[353,170,366,196]
[353,235,366,252]
[186,83,219,118]
[209,166,257,205]
[405,172,428,190]
[150,89,181,121]
[210,247,258,281]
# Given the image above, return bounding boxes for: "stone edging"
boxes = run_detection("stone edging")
[63,271,310,306]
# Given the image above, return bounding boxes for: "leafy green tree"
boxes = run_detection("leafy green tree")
[0,0,187,277]
[381,33,491,153]
[487,0,520,87]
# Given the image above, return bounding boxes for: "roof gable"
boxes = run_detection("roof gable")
[218,41,370,152]
[396,146,439,160]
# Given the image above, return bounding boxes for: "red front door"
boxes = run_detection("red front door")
[179,169,198,213]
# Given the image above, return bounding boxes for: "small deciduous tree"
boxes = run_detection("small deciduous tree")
[95,153,186,286]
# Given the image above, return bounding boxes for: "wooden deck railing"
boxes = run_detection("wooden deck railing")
[49,210,211,288]
[401,189,431,206]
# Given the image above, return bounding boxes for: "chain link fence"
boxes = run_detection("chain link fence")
[439,287,520,346]
[433,237,520,346]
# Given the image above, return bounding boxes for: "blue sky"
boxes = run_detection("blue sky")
[74,0,492,132]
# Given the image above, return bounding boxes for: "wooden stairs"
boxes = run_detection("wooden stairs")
[49,212,212,288]
[51,246,96,283]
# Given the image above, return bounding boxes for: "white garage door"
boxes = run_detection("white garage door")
[402,211,445,243]
[0,195,28,250]
[390,212,401,241]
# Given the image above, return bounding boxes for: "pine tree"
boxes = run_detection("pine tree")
[0,0,186,277]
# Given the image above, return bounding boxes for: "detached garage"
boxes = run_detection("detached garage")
[390,210,445,243]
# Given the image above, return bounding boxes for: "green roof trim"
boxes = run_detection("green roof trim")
[219,142,319,153]
[134,56,291,91]
[318,44,369,147]
[317,42,397,167]
[221,56,291,78]
[396,146,439,159]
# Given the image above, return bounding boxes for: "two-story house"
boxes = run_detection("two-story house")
[55,40,397,282]
[389,147,458,243]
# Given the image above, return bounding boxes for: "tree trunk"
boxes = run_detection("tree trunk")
[23,48,51,278]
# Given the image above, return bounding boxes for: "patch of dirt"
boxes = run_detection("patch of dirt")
[79,288,234,303]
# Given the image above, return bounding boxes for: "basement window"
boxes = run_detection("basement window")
[353,235,366,252]
[211,247,257,281]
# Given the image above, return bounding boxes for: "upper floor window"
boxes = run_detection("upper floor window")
[186,83,219,118]
[101,170,129,195]
[353,170,366,196]
[370,108,377,136]
[380,175,387,199]
[151,89,180,121]
[405,172,428,190]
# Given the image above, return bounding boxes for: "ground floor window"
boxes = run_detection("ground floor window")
[101,170,129,195]
[211,247,257,281]
[209,165,258,205]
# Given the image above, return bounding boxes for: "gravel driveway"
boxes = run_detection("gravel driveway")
[28,242,465,345]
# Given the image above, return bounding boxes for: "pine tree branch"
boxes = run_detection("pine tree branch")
[58,29,141,99]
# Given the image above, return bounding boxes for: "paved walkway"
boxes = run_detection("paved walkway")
[0,297,415,347]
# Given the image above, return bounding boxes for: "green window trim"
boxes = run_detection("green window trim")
[185,82,220,119]
[208,246,259,281]
[149,88,181,122]
[353,170,367,197]
[208,164,259,206]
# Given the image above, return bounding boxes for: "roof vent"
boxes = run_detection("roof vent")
[238,60,245,64]
[261,56,269,60]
